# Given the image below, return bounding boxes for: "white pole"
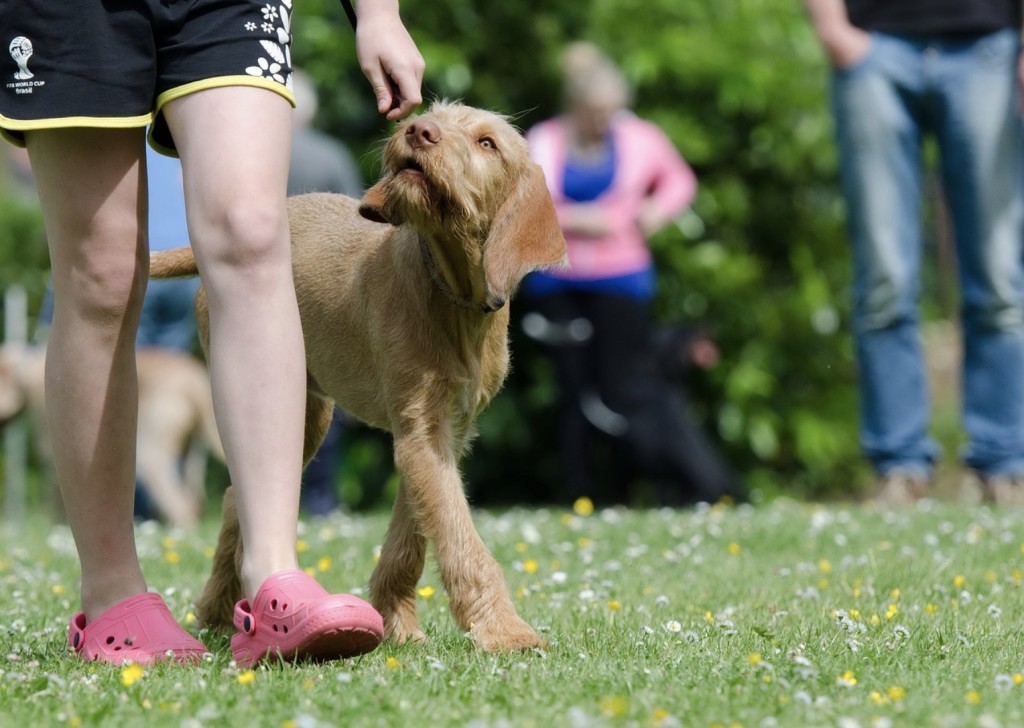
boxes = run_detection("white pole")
[4,284,28,524]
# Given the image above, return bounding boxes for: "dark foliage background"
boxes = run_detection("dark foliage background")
[3,0,918,508]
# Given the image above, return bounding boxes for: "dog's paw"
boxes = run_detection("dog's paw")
[381,603,427,645]
[471,617,546,652]
[388,623,428,645]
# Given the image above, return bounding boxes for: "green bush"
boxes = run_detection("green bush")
[0,1,874,507]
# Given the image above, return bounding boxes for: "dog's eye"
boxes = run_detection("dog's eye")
[478,136,497,150]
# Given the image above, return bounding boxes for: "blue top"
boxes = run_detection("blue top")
[524,134,656,300]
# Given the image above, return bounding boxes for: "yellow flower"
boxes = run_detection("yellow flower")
[573,497,594,516]
[121,664,145,687]
[203,546,216,559]
[887,686,906,701]
[69,718,82,727]
[924,603,939,615]
[385,656,401,670]
[818,559,832,574]
[161,536,177,550]
[848,609,861,620]
[651,708,671,725]
[885,603,898,620]
[953,574,966,588]
[303,567,315,577]
[965,690,981,705]
[747,653,762,666]
[578,537,592,548]
[599,695,627,717]
[607,600,621,611]
[164,551,180,564]
[837,670,857,686]
[515,542,528,554]
[283,721,298,728]
[237,670,257,685]
[51,584,65,595]
[869,691,887,706]
[417,585,436,599]
[184,612,197,624]
[1012,673,1023,686]
[560,513,574,526]
[523,559,539,574]
[317,556,332,572]
[869,613,880,626]
[296,539,309,553]
[727,542,741,556]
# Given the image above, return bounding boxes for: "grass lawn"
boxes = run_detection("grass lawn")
[1,497,1022,727]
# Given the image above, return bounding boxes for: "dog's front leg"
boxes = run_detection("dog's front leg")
[195,486,245,628]
[368,480,428,644]
[388,433,544,652]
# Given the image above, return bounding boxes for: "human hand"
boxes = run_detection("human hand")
[1018,51,1024,115]
[821,24,871,69]
[637,201,663,239]
[354,6,425,120]
[563,204,611,238]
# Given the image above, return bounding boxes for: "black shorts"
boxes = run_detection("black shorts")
[0,0,295,155]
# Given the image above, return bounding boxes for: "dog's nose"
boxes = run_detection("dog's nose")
[405,120,441,147]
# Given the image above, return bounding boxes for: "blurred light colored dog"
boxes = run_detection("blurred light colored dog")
[151,101,566,651]
[0,344,223,527]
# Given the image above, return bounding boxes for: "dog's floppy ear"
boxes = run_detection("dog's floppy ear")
[358,178,403,225]
[483,163,567,305]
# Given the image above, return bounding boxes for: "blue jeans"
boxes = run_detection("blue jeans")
[832,29,1024,478]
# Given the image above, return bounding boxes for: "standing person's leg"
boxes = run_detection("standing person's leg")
[832,34,938,498]
[935,30,1024,500]
[27,127,208,663]
[530,292,595,503]
[163,87,306,599]
[26,128,148,617]
[589,293,650,505]
[167,87,383,666]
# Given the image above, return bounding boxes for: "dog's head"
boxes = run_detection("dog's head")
[359,101,567,309]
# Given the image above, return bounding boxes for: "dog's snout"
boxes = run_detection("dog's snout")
[405,120,441,148]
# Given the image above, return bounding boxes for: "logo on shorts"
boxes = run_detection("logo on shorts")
[6,36,44,94]
[9,36,34,80]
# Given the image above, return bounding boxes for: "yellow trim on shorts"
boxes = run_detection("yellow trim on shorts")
[149,75,296,156]
[0,112,154,147]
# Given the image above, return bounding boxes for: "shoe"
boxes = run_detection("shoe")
[68,592,209,665]
[981,474,1024,507]
[871,470,928,506]
[231,569,384,668]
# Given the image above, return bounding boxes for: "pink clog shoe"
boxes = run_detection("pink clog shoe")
[68,592,209,665]
[231,569,384,668]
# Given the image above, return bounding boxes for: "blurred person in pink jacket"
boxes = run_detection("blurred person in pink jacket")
[522,42,730,506]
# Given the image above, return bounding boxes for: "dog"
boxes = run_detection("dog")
[0,343,224,527]
[150,101,567,651]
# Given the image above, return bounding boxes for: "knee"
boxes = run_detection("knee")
[57,247,146,327]
[196,200,290,274]
[853,272,916,331]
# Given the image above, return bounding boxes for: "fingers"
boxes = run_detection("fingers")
[355,14,425,121]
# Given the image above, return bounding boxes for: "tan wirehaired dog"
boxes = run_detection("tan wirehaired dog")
[151,101,567,651]
[0,343,223,528]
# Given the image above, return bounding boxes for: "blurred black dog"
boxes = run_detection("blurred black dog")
[522,312,739,506]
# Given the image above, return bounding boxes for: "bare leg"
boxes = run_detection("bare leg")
[164,87,306,600]
[25,128,149,620]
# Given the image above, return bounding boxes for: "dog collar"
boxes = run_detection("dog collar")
[418,236,503,313]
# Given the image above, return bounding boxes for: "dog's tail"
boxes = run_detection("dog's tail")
[150,247,199,279]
